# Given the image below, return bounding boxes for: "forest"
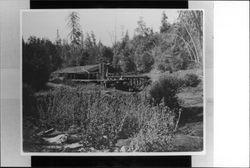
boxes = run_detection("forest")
[23,10,204,153]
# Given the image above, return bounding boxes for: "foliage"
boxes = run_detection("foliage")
[22,10,204,153]
[176,10,203,64]
[160,12,171,33]
[23,37,62,90]
[112,31,136,73]
[111,11,203,74]
[148,75,185,108]
[65,11,113,66]
[97,42,113,64]
[23,10,203,78]
[130,32,157,73]
[23,84,38,118]
[119,56,136,73]
[35,85,178,151]
[66,11,83,46]
[129,104,176,152]
[135,17,154,37]
[184,73,201,87]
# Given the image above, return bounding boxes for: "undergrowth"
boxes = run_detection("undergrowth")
[35,84,178,151]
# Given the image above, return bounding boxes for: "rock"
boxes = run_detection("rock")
[89,147,95,151]
[88,147,102,152]
[63,142,83,152]
[43,134,68,144]
[64,142,83,149]
[43,145,63,152]
[43,128,55,135]
[44,130,63,138]
[66,134,82,143]
[36,131,43,137]
[37,128,55,137]
[78,148,86,152]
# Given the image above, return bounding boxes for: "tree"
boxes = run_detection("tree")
[119,55,136,73]
[112,31,136,73]
[66,11,83,46]
[176,10,203,64]
[135,17,153,37]
[141,52,154,72]
[132,25,157,73]
[23,37,52,90]
[101,46,113,63]
[90,31,97,47]
[160,12,171,33]
[55,29,62,46]
[84,32,99,65]
[66,11,85,66]
[97,42,113,64]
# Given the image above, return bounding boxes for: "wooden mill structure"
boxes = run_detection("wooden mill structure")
[50,63,151,91]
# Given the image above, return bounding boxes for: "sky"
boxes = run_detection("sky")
[22,9,180,47]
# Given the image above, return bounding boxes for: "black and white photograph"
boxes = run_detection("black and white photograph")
[21,9,204,154]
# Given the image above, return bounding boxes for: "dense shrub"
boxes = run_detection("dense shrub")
[128,104,176,152]
[23,84,38,119]
[23,37,62,91]
[184,73,201,87]
[149,75,184,108]
[34,85,178,151]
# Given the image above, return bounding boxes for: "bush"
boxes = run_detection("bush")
[33,85,178,151]
[148,75,184,108]
[23,84,38,119]
[184,73,201,87]
[23,37,61,91]
[35,86,140,148]
[118,114,140,139]
[128,105,176,152]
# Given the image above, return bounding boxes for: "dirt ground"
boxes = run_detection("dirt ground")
[174,80,203,151]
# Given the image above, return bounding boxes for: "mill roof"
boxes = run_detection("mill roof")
[53,64,100,74]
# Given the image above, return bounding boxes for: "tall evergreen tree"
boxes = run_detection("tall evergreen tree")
[55,29,62,46]
[66,11,82,46]
[160,12,171,33]
[66,11,84,66]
